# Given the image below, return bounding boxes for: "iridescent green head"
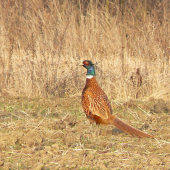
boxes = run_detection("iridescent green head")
[80,60,96,77]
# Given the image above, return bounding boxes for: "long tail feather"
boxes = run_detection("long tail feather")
[110,115,154,138]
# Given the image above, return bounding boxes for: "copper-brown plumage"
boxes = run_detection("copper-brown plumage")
[80,60,154,138]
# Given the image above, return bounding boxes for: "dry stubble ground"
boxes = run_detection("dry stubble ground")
[0,94,170,169]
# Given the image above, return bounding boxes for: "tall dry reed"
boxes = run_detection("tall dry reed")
[0,0,170,101]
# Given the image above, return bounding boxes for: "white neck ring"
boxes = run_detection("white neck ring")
[86,75,93,79]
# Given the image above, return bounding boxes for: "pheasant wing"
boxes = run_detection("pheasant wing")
[87,89,112,119]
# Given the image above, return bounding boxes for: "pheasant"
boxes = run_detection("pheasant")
[80,60,154,138]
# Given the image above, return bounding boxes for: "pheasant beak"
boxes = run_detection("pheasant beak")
[79,63,84,66]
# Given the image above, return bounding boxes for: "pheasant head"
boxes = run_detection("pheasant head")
[79,60,96,78]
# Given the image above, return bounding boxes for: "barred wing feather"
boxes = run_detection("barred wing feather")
[87,91,111,119]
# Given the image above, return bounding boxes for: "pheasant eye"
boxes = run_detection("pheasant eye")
[84,61,89,66]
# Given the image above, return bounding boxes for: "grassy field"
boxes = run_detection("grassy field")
[0,0,170,169]
[0,96,170,169]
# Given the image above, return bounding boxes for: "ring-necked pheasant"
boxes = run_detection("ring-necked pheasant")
[80,60,154,138]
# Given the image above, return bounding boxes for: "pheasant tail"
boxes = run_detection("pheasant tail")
[110,115,154,138]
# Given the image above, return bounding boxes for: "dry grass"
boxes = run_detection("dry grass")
[0,96,170,169]
[0,1,170,169]
[0,0,170,100]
